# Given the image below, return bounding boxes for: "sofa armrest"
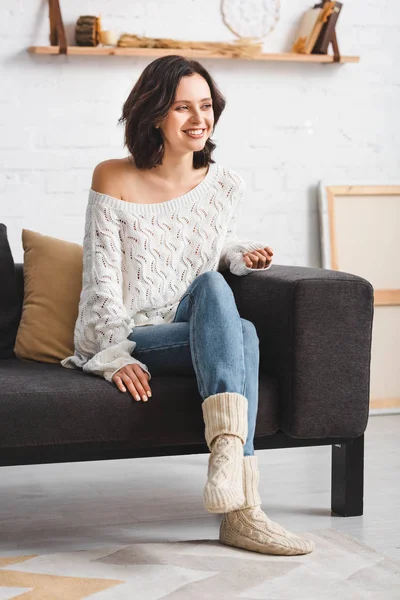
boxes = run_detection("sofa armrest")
[223,264,374,439]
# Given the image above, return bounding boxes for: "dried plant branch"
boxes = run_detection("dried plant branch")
[117,34,263,58]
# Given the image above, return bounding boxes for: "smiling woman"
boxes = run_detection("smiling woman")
[59,55,311,561]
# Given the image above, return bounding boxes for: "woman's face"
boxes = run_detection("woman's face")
[158,73,215,154]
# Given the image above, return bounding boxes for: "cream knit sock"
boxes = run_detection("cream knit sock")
[219,455,315,556]
[202,393,248,513]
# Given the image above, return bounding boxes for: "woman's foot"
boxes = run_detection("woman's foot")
[218,454,315,555]
[219,505,315,556]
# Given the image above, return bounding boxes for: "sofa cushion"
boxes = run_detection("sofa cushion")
[0,358,279,449]
[14,229,83,363]
[0,224,22,358]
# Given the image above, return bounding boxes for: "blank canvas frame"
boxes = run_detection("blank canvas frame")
[318,183,400,414]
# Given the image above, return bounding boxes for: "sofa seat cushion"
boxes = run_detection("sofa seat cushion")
[0,358,280,449]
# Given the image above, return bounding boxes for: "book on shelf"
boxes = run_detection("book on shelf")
[291,1,340,55]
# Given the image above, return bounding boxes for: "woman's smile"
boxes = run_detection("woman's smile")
[183,128,207,139]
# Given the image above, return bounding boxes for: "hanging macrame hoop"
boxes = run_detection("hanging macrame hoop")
[221,0,281,40]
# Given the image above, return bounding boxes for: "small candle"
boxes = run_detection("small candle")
[100,30,118,46]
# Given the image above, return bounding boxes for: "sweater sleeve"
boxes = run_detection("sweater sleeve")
[60,199,151,383]
[218,175,272,276]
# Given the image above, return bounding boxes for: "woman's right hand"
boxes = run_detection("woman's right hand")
[112,364,152,402]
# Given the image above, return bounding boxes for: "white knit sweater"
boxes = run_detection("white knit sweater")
[61,163,271,382]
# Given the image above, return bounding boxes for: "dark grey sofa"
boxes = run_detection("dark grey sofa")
[0,224,374,518]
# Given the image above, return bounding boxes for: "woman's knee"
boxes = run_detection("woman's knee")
[194,270,231,296]
[196,270,226,285]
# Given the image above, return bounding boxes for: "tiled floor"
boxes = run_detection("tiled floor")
[0,414,398,561]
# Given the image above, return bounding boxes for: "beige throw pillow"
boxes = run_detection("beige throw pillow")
[14,229,83,363]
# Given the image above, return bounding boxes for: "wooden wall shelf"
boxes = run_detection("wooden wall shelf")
[27,46,360,63]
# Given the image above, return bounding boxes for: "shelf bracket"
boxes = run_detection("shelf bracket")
[48,0,67,54]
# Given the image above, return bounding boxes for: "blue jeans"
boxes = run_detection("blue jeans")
[127,271,259,456]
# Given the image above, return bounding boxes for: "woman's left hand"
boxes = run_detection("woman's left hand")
[243,246,274,269]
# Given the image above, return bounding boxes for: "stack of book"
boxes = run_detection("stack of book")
[291,1,343,55]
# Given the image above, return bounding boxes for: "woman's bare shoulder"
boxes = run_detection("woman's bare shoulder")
[91,158,132,198]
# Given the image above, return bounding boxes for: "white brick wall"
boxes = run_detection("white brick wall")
[1,0,399,265]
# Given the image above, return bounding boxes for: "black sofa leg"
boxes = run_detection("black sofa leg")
[331,434,364,517]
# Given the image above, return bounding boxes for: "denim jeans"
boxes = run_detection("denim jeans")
[127,271,259,456]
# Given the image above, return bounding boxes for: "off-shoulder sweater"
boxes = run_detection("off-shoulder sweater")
[60,163,271,382]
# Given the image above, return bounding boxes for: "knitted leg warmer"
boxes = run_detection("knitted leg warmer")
[202,392,248,514]
[219,455,315,556]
